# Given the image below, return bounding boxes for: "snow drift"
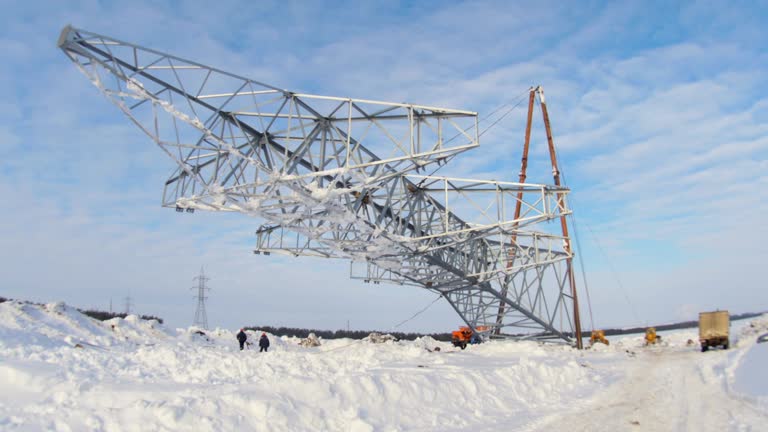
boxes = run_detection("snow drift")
[0,301,766,431]
[0,301,601,431]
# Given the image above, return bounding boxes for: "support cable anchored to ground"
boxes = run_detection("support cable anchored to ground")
[546,114,596,332]
[390,294,444,331]
[568,209,596,331]
[315,294,444,355]
[584,222,642,326]
[554,119,640,329]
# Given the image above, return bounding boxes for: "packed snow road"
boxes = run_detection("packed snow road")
[521,348,768,432]
[0,301,766,431]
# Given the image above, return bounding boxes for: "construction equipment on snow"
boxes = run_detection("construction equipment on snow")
[589,330,609,346]
[451,326,488,349]
[645,327,661,345]
[699,311,729,352]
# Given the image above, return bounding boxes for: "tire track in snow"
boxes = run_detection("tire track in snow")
[518,349,768,432]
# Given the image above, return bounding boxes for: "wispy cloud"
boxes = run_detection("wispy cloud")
[1,0,766,331]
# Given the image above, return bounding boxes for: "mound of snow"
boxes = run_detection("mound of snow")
[298,332,321,347]
[737,314,768,341]
[733,342,768,400]
[730,314,768,404]
[15,303,766,429]
[363,332,397,344]
[0,301,173,353]
[0,300,615,430]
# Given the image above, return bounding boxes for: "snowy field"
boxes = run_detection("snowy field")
[0,301,766,431]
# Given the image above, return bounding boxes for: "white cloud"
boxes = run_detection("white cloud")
[1,0,766,332]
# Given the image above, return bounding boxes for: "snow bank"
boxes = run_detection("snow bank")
[733,343,768,399]
[729,314,768,405]
[5,302,766,430]
[0,301,611,431]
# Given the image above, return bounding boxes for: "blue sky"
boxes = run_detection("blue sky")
[1,0,767,332]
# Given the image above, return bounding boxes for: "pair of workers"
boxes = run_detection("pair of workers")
[236,329,270,352]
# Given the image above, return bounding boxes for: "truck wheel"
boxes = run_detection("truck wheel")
[723,343,729,350]
[701,345,708,352]
[460,342,467,350]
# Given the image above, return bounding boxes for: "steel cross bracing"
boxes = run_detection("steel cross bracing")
[59,25,580,343]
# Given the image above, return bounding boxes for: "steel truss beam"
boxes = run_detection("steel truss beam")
[59,25,581,344]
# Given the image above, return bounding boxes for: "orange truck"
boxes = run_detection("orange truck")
[451,326,488,349]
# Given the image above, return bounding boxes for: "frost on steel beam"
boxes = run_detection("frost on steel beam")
[60,25,577,343]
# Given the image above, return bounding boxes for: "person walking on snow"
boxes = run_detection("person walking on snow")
[259,332,270,352]
[237,328,248,350]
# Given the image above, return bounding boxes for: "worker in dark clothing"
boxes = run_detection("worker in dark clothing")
[237,328,248,350]
[259,332,270,352]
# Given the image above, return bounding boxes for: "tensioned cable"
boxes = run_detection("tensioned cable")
[389,294,444,330]
[568,208,596,330]
[534,96,597,331]
[441,88,533,147]
[478,94,530,138]
[479,100,521,126]
[417,88,532,180]
[584,222,642,326]
[541,96,640,328]
[312,293,444,354]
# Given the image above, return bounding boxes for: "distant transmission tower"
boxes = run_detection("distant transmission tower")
[191,267,211,329]
[124,296,132,315]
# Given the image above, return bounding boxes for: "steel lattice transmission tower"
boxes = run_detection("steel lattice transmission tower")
[191,267,211,329]
[58,26,583,347]
[123,296,132,315]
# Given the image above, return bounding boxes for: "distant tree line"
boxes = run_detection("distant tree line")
[244,325,454,342]
[0,296,163,324]
[580,311,766,337]
[248,310,767,341]
[2,295,764,338]
[79,309,164,324]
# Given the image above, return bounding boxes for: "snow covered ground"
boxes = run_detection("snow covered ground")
[0,301,766,431]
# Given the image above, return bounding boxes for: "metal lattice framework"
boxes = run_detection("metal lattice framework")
[58,25,582,345]
[192,266,211,330]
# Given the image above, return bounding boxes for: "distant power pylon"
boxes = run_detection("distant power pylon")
[191,267,211,329]
[124,296,132,315]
